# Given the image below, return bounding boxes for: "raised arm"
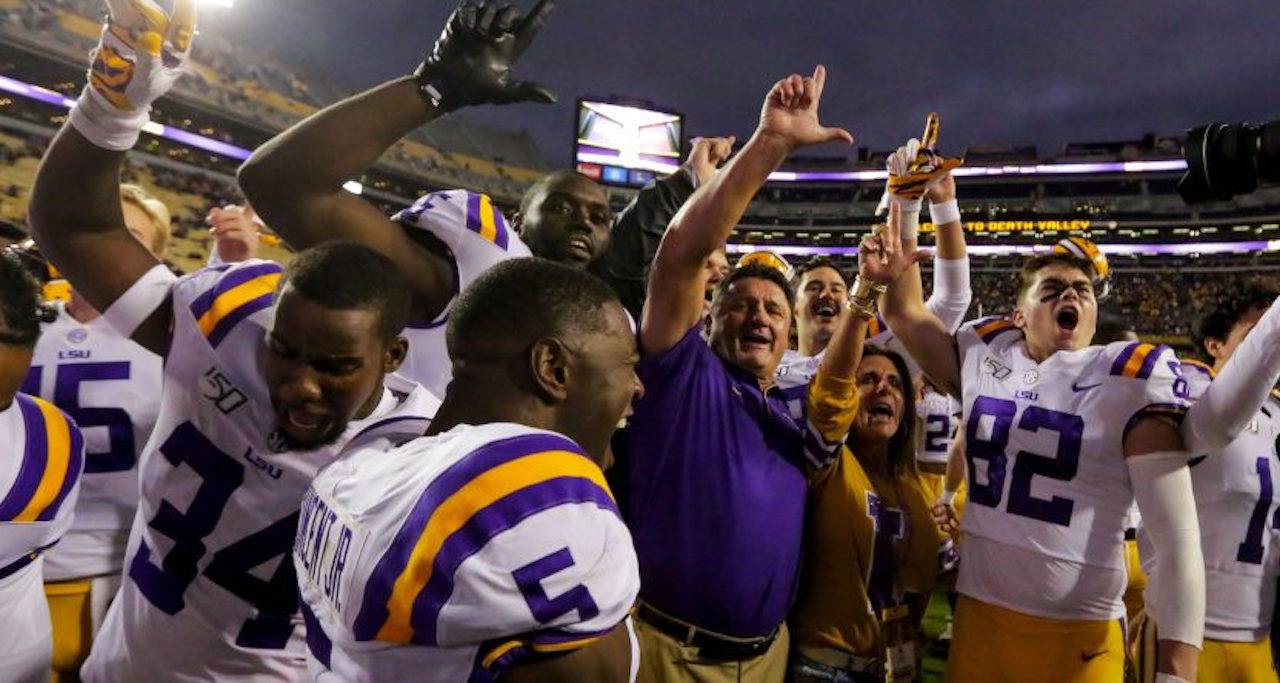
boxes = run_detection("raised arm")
[641,66,852,354]
[593,136,734,320]
[923,161,971,331]
[239,0,555,321]
[1182,295,1280,454]
[29,0,197,356]
[1124,417,1202,681]
[869,122,965,396]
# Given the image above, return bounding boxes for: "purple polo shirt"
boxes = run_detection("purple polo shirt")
[626,327,809,638]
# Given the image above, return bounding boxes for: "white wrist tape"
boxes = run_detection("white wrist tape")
[101,263,177,338]
[1129,450,1204,649]
[940,489,957,506]
[1155,675,1189,683]
[69,85,151,152]
[930,199,961,225]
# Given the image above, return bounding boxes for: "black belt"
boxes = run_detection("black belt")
[0,540,56,581]
[1125,528,1137,541]
[637,602,778,662]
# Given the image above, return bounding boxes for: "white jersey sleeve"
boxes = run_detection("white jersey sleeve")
[0,393,85,681]
[26,304,162,581]
[954,318,1189,620]
[82,260,442,683]
[296,423,638,683]
[1151,360,1280,641]
[392,191,532,397]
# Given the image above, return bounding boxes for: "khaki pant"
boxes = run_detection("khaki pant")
[635,616,789,683]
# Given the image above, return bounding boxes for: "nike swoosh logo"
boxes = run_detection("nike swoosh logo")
[1080,649,1109,662]
[1072,381,1103,392]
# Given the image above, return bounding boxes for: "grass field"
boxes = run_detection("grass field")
[920,592,953,682]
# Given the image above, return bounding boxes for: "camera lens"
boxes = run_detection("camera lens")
[1179,120,1280,204]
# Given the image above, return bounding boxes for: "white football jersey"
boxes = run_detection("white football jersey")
[392,190,532,397]
[25,302,162,581]
[0,393,85,683]
[295,422,639,683]
[776,313,949,393]
[1147,359,1280,641]
[917,388,962,466]
[954,317,1188,621]
[81,261,441,683]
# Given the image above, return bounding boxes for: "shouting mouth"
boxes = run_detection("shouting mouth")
[740,330,772,351]
[811,300,839,322]
[867,400,896,423]
[566,234,593,261]
[1056,304,1080,333]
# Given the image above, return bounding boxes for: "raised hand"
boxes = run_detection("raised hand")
[757,65,854,151]
[684,135,736,185]
[885,112,963,202]
[206,204,260,264]
[71,0,195,150]
[415,0,557,111]
[858,202,929,286]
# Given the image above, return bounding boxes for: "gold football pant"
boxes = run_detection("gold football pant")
[949,594,1124,682]
[45,573,119,682]
[1137,618,1278,683]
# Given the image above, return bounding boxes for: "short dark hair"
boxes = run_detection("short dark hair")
[713,262,796,311]
[448,257,622,358]
[860,345,918,477]
[0,251,44,347]
[792,256,850,289]
[519,170,592,215]
[1015,252,1096,302]
[1195,286,1278,361]
[281,240,411,341]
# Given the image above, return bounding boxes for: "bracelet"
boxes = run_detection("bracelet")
[850,276,887,303]
[930,199,961,225]
[847,297,876,321]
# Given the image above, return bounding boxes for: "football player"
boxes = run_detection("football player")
[867,159,1204,680]
[0,251,86,683]
[1136,288,1280,682]
[28,2,439,679]
[294,259,643,682]
[240,0,734,397]
[776,113,972,389]
[22,184,167,681]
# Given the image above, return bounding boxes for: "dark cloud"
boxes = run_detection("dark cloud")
[214,0,1280,163]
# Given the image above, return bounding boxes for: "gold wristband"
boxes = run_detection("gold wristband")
[851,277,887,303]
[847,298,876,321]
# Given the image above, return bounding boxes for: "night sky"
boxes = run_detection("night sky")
[208,1,1280,165]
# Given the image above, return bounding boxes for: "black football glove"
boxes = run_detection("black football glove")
[414,0,557,111]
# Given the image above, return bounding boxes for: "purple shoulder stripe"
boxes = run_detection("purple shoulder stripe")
[1110,341,1142,376]
[0,395,49,521]
[405,476,617,646]
[1135,344,1170,380]
[351,431,585,641]
[189,262,283,321]
[206,292,275,348]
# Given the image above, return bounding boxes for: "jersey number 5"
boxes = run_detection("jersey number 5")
[965,397,1084,526]
[24,362,135,473]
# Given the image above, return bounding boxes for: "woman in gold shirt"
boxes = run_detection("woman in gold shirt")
[790,343,958,682]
